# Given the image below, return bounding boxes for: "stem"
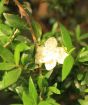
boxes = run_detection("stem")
[4,29,19,48]
[39,91,43,101]
[13,0,37,43]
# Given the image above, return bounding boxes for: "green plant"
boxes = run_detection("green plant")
[0,0,88,105]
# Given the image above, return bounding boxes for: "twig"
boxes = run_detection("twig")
[14,0,30,22]
[13,0,37,43]
[4,29,19,48]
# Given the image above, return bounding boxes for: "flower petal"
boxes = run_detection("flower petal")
[36,46,44,53]
[45,37,57,49]
[42,49,55,62]
[35,46,45,64]
[57,47,68,64]
[35,53,43,64]
[45,60,56,70]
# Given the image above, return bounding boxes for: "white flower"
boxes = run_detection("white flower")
[35,37,68,70]
[56,47,68,64]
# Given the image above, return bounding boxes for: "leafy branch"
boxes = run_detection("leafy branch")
[13,0,37,43]
[3,29,19,48]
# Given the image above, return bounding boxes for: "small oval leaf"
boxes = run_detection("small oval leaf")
[60,24,73,51]
[0,67,21,90]
[62,55,74,81]
[29,77,38,105]
[0,62,16,70]
[32,20,42,41]
[14,43,30,65]
[0,45,14,63]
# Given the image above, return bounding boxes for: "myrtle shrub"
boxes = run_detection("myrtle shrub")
[0,0,88,105]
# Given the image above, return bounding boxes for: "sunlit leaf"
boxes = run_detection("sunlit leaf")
[32,20,42,41]
[22,91,33,105]
[0,45,14,63]
[49,86,60,94]
[80,33,88,40]
[60,24,73,51]
[37,74,44,90]
[52,22,58,34]
[0,23,12,36]
[29,77,38,105]
[38,98,60,105]
[62,55,74,81]
[78,47,88,62]
[78,96,88,105]
[38,101,51,105]
[0,62,16,70]
[0,0,7,14]
[14,43,30,65]
[10,104,23,105]
[3,13,28,30]
[21,53,29,65]
[0,67,21,90]
[46,98,60,105]
[75,25,80,41]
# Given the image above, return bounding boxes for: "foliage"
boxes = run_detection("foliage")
[0,0,88,105]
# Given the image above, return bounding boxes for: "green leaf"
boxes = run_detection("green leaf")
[32,20,42,41]
[22,91,33,105]
[0,45,14,63]
[80,33,88,40]
[42,32,53,41]
[37,75,48,91]
[0,23,12,36]
[0,0,7,14]
[84,89,88,93]
[29,77,38,105]
[41,32,55,45]
[46,98,60,105]
[21,53,29,65]
[38,101,51,105]
[78,48,88,62]
[62,55,74,81]
[37,74,43,90]
[79,99,88,105]
[52,22,58,34]
[75,25,80,41]
[78,96,88,105]
[0,62,16,70]
[0,67,21,90]
[38,98,60,105]
[77,73,83,81]
[60,24,73,51]
[83,72,88,85]
[3,13,28,30]
[14,43,30,65]
[45,69,53,79]
[10,104,23,105]
[0,35,9,45]
[49,86,60,94]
